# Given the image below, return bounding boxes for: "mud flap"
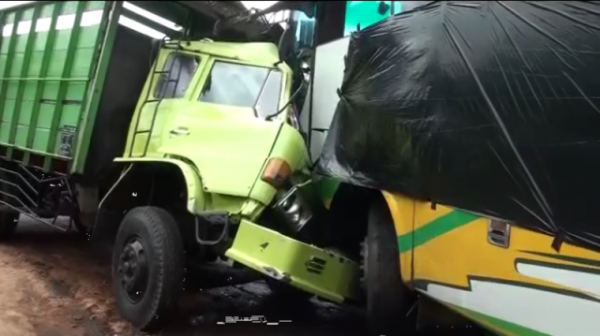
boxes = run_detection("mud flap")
[88,208,120,260]
[90,208,122,243]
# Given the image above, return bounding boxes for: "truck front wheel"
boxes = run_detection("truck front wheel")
[112,206,184,332]
[0,211,19,241]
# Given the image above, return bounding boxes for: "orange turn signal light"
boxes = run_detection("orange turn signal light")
[261,157,292,188]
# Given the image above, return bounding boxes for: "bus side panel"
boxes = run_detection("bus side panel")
[0,1,107,169]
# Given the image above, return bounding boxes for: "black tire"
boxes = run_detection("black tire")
[363,200,415,336]
[112,206,184,332]
[0,211,19,241]
[265,278,312,301]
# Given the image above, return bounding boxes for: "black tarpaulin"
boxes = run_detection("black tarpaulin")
[317,1,600,250]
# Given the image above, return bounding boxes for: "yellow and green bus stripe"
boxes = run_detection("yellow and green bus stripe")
[398,210,480,253]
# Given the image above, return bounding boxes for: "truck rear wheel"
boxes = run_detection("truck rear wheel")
[112,206,184,332]
[0,211,19,241]
[362,200,415,335]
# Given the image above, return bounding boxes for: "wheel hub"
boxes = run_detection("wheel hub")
[118,238,148,302]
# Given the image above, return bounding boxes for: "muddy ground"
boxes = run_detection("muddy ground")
[0,216,365,336]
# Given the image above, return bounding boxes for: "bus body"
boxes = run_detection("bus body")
[299,2,600,336]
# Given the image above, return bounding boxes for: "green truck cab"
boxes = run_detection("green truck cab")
[0,1,360,332]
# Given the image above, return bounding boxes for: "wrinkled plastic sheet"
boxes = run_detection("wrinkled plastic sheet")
[318,1,600,250]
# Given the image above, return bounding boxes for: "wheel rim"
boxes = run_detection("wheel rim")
[117,236,149,303]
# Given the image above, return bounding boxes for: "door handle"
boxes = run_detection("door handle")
[170,127,190,136]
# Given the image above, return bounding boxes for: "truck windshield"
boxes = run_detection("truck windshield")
[199,61,283,118]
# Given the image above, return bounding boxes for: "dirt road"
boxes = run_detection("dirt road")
[0,216,365,336]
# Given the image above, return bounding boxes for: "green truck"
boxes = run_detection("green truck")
[0,0,363,332]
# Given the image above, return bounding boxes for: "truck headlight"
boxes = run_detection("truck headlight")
[273,186,313,233]
[260,158,292,189]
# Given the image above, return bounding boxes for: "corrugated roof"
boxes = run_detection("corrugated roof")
[177,1,277,38]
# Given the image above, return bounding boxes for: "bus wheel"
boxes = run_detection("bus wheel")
[112,206,184,332]
[0,210,19,241]
[362,200,415,335]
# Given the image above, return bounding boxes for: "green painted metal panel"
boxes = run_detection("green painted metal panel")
[0,1,109,166]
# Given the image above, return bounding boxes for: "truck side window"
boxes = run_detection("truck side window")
[199,61,282,116]
[154,53,200,99]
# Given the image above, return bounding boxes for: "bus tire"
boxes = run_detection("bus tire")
[0,211,19,241]
[363,200,415,335]
[112,206,184,332]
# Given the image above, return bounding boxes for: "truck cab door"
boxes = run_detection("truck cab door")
[127,50,206,158]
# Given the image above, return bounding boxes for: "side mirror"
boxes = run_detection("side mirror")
[277,26,295,64]
[377,1,391,16]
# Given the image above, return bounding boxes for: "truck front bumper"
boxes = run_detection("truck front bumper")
[225,219,362,303]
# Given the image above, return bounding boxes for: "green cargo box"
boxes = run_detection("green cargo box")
[0,1,201,180]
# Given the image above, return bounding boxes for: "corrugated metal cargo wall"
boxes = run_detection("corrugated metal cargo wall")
[0,1,111,171]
